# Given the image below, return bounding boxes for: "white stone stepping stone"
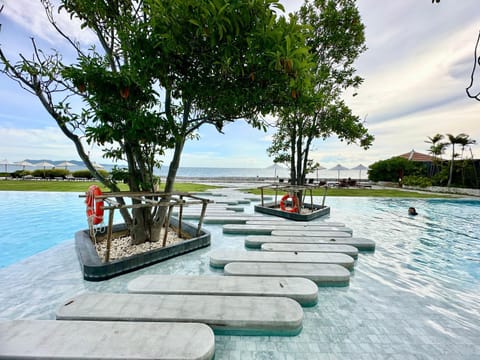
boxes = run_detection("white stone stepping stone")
[128,274,318,306]
[261,243,358,258]
[246,220,346,227]
[224,262,350,286]
[0,320,214,360]
[56,293,303,336]
[223,224,352,235]
[209,249,354,269]
[272,230,352,238]
[245,235,376,251]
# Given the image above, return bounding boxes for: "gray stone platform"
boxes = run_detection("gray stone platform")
[246,220,346,227]
[261,243,359,258]
[223,224,352,235]
[128,274,318,306]
[209,249,354,269]
[0,320,215,360]
[224,262,351,286]
[271,230,352,237]
[246,235,376,251]
[56,293,304,336]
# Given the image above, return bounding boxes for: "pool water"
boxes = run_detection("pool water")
[0,190,479,358]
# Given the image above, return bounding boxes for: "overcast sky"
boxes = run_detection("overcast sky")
[0,0,479,169]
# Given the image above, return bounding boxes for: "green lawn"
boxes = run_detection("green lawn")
[245,187,454,198]
[0,180,219,193]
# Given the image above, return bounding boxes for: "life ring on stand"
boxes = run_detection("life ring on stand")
[86,185,104,225]
[279,193,299,213]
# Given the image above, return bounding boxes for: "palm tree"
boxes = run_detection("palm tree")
[457,135,476,186]
[446,133,475,187]
[425,134,446,177]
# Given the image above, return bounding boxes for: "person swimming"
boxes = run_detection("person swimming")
[408,207,418,216]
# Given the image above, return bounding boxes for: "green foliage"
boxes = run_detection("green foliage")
[31,168,70,178]
[402,176,432,188]
[368,157,426,182]
[72,170,95,179]
[11,170,32,178]
[268,0,373,185]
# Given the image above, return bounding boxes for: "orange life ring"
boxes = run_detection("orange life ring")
[86,185,104,225]
[279,193,299,213]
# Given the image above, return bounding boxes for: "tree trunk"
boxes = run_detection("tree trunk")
[447,144,455,187]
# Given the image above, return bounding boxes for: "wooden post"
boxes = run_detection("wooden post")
[322,186,328,207]
[105,208,115,263]
[196,201,208,237]
[178,195,184,238]
[310,188,313,211]
[260,187,264,207]
[162,204,174,247]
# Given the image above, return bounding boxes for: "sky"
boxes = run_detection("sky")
[0,0,479,170]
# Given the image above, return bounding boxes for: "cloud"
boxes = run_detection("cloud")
[0,126,106,162]
[1,0,97,46]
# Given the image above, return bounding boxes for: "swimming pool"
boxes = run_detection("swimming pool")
[0,190,479,358]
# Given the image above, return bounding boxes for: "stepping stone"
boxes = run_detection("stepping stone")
[0,320,214,360]
[209,249,354,269]
[245,236,376,251]
[272,230,352,237]
[128,274,318,307]
[246,220,346,227]
[224,262,350,287]
[223,224,352,235]
[56,293,303,336]
[261,243,358,258]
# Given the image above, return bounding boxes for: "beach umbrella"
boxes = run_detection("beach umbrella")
[92,162,104,170]
[351,164,368,180]
[0,159,12,173]
[57,161,76,170]
[14,160,34,171]
[315,165,327,181]
[34,161,54,177]
[329,164,349,181]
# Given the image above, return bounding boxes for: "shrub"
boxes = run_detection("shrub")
[403,176,432,188]
[32,168,70,178]
[368,157,426,182]
[72,170,94,179]
[11,170,32,178]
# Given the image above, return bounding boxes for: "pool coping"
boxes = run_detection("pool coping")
[75,218,210,281]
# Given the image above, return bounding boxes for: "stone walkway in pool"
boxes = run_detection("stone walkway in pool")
[0,185,479,359]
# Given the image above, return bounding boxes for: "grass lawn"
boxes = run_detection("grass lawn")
[245,187,455,198]
[0,180,219,193]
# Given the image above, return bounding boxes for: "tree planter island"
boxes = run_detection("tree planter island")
[254,184,330,221]
[76,191,212,281]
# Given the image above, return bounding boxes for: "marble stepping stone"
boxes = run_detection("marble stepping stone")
[209,249,354,269]
[128,274,318,306]
[245,236,376,251]
[261,243,358,258]
[56,293,303,336]
[0,320,215,360]
[246,220,346,227]
[224,262,350,287]
[272,230,352,238]
[223,224,352,235]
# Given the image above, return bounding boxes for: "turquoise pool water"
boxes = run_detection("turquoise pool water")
[0,190,479,358]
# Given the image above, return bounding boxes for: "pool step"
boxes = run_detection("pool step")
[224,262,350,286]
[56,293,304,336]
[246,220,346,227]
[209,249,354,269]
[0,320,215,360]
[272,230,352,237]
[223,224,352,235]
[261,243,359,258]
[128,274,318,306]
[246,235,375,251]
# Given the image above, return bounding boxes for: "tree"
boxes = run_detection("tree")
[267,0,374,203]
[425,133,447,176]
[0,0,309,244]
[445,133,475,187]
